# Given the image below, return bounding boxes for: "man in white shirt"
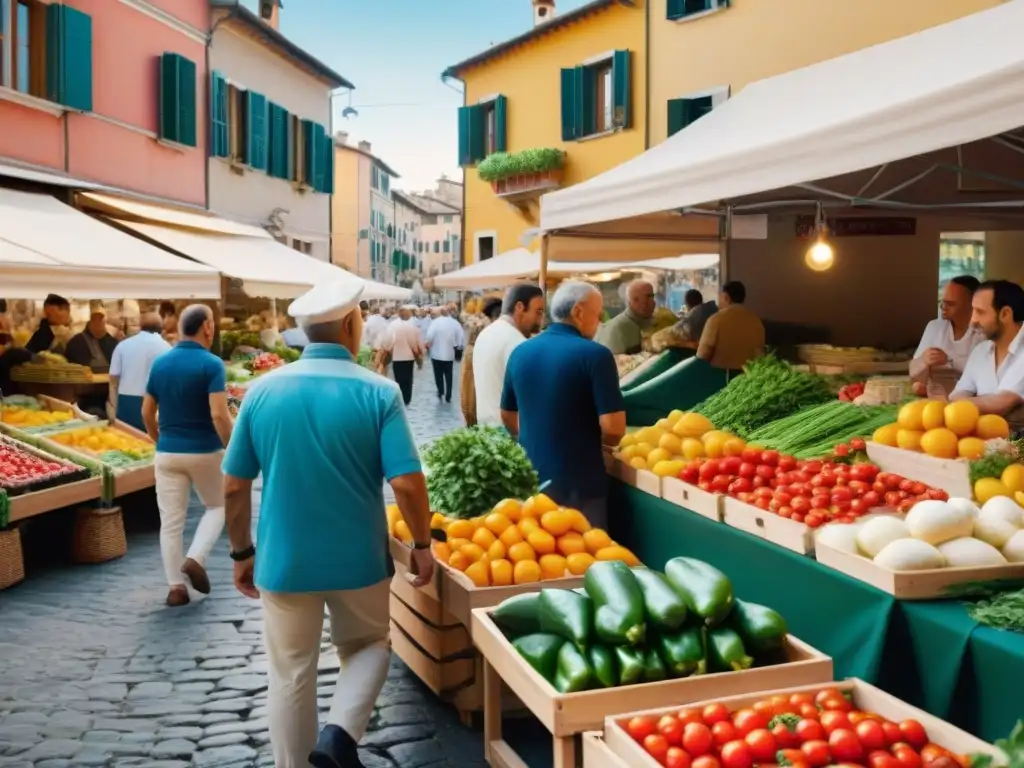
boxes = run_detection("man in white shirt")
[425,308,465,403]
[362,306,387,350]
[473,283,546,426]
[108,312,171,431]
[911,275,983,398]
[382,305,423,406]
[951,280,1024,432]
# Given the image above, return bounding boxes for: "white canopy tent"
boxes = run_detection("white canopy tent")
[540,1,1024,234]
[0,188,220,299]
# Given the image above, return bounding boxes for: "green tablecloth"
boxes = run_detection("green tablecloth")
[610,481,1024,742]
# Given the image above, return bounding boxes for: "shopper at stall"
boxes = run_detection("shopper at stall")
[501,281,625,528]
[910,275,982,398]
[280,315,310,350]
[696,281,765,371]
[473,284,545,428]
[26,294,71,354]
[460,297,503,426]
[424,306,465,403]
[159,301,179,343]
[380,305,423,406]
[142,304,234,608]
[362,305,387,350]
[65,309,119,373]
[108,312,170,430]
[596,280,656,355]
[675,289,718,344]
[950,280,1024,431]
[221,279,433,768]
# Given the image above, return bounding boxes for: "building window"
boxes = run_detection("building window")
[457,94,507,166]
[667,87,729,138]
[442,214,453,224]
[433,241,440,254]
[228,85,248,161]
[380,171,390,196]
[443,239,450,254]
[560,50,631,141]
[1,0,60,100]
[292,239,312,255]
[478,235,495,262]
[358,229,368,240]
[371,165,380,190]
[158,53,198,147]
[594,60,613,134]
[667,0,729,21]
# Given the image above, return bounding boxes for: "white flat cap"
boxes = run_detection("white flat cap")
[401,304,418,311]
[288,280,365,324]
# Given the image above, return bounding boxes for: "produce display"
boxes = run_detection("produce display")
[967,441,1024,505]
[490,557,789,692]
[11,352,94,383]
[620,685,965,768]
[837,382,866,402]
[0,397,83,434]
[617,352,654,379]
[0,434,90,494]
[816,495,1024,568]
[245,351,285,374]
[49,425,154,466]
[873,400,1009,460]
[387,493,641,586]
[745,402,897,460]
[618,411,748,478]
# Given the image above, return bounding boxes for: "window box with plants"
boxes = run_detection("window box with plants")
[478,148,565,201]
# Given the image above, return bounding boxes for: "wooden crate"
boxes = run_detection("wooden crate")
[36,420,155,499]
[8,477,102,523]
[614,459,662,497]
[722,496,813,555]
[582,732,630,768]
[815,538,1024,599]
[599,679,1005,768]
[472,606,833,768]
[866,441,972,498]
[661,478,722,521]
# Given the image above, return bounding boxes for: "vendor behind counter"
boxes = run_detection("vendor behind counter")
[26,294,71,354]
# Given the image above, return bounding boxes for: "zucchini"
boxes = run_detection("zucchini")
[664,557,734,626]
[584,560,646,646]
[553,642,593,693]
[707,626,753,673]
[614,646,644,686]
[538,589,593,649]
[492,593,542,636]
[728,598,788,654]
[511,633,564,681]
[642,647,667,683]
[632,567,688,631]
[656,627,706,677]
[588,645,617,688]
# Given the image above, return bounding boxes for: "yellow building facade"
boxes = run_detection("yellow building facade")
[445,0,646,266]
[649,0,1004,147]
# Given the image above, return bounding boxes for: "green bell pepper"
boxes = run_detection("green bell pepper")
[492,593,542,636]
[614,646,644,686]
[728,598,788,654]
[584,560,646,646]
[665,557,734,627]
[553,642,593,693]
[538,588,593,649]
[511,633,565,681]
[632,567,688,631]
[657,627,706,677]
[642,647,667,683]
[588,645,617,688]
[707,626,754,673]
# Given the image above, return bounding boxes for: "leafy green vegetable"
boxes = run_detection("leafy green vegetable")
[423,426,539,519]
[477,148,564,183]
[0,489,9,529]
[969,719,1024,768]
[965,586,1024,632]
[357,347,375,370]
[970,453,1018,486]
[746,401,897,457]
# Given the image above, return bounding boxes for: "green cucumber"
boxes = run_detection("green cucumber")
[664,557,734,626]
[538,589,593,649]
[657,627,706,677]
[728,598,788,654]
[632,567,688,631]
[492,593,542,636]
[642,647,667,683]
[614,646,644,686]
[584,561,646,646]
[588,645,617,688]
[511,633,564,681]
[707,626,754,673]
[553,642,593,693]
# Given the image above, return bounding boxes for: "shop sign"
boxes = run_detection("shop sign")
[795,216,916,238]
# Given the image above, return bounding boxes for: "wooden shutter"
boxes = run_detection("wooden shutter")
[159,54,197,147]
[667,98,689,138]
[321,133,334,194]
[612,50,631,129]
[177,56,197,147]
[560,68,578,141]
[302,121,327,191]
[494,95,508,152]
[267,102,285,178]
[246,91,268,171]
[210,72,230,158]
[46,4,93,111]
[457,106,473,166]
[666,0,686,19]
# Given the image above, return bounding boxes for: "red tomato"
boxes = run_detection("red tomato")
[778,748,811,768]
[721,456,743,475]
[778,455,798,471]
[920,744,951,763]
[831,487,853,503]
[774,491,793,506]
[733,709,769,737]
[791,496,811,513]
[804,460,823,474]
[659,715,684,747]
[692,756,722,768]
[712,720,738,747]
[752,700,776,719]
[645,734,670,764]
[856,720,888,751]
[811,496,831,510]
[829,729,864,762]
[881,722,903,746]
[891,744,923,768]
[898,721,928,750]
[778,506,794,519]
[801,740,832,767]
[869,751,903,768]
[677,708,704,727]
[820,695,853,713]
[773,722,800,749]
[741,448,761,463]
[684,722,714,756]
[850,499,869,515]
[755,497,771,511]
[720,740,754,768]
[738,462,757,479]
[796,719,826,743]
[798,703,820,721]
[805,511,825,528]
[756,464,777,480]
[713,475,733,492]
[745,729,778,762]
[819,711,852,734]
[627,716,658,742]
[667,747,693,768]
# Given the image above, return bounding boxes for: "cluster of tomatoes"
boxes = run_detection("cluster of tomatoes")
[623,688,964,768]
[0,443,75,490]
[676,447,948,528]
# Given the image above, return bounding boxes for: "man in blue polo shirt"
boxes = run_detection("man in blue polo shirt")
[501,281,626,529]
[222,280,434,768]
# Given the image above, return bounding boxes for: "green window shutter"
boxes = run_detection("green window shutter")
[612,50,632,129]
[443,240,450,253]
[302,121,327,190]
[666,0,687,19]
[494,95,508,152]
[457,105,473,166]
[46,4,93,111]
[210,71,230,158]
[246,91,269,171]
[158,54,181,143]
[322,133,334,194]
[267,102,288,178]
[667,98,688,138]
[177,56,197,147]
[559,68,578,141]
[434,241,439,254]
[574,66,595,137]
[466,105,485,163]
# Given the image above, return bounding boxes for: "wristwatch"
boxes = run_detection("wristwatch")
[412,541,431,550]
[230,545,255,561]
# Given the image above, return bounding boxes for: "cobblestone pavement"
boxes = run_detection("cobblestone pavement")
[0,365,491,768]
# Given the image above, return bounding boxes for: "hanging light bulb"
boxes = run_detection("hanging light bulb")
[804,204,835,271]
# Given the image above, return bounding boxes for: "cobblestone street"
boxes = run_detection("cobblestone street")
[0,365,494,768]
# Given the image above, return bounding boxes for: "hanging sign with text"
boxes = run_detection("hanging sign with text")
[795,216,917,238]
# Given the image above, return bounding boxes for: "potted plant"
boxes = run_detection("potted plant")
[478,148,565,195]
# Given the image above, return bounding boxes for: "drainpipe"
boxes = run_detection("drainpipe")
[644,0,651,150]
[442,73,467,268]
[205,12,234,210]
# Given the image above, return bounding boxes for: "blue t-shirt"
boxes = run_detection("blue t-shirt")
[501,323,624,501]
[221,343,422,593]
[146,341,226,454]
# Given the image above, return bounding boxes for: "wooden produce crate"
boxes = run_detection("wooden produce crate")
[722,496,813,554]
[37,420,155,499]
[866,441,972,499]
[582,731,630,768]
[472,606,833,768]
[612,459,662,497]
[815,537,1024,599]
[661,477,722,521]
[598,679,1005,768]
[8,477,102,523]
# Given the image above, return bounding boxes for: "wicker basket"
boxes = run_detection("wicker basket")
[0,528,25,589]
[72,506,127,564]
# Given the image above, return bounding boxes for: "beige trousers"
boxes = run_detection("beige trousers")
[262,578,391,768]
[154,451,225,587]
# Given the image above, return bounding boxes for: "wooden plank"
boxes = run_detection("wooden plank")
[389,620,474,695]
[489,740,529,768]
[388,592,471,660]
[582,732,632,768]
[635,470,662,497]
[113,464,155,497]
[661,478,722,521]
[389,536,442,601]
[866,441,973,498]
[391,566,461,627]
[722,496,813,555]
[8,476,102,523]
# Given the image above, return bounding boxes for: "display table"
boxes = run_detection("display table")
[609,480,1024,742]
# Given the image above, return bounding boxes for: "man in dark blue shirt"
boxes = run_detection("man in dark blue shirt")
[500,281,626,529]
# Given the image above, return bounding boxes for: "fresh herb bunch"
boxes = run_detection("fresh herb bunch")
[970,720,1024,768]
[423,426,539,520]
[969,453,1018,486]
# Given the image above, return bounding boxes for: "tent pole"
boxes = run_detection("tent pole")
[539,234,549,290]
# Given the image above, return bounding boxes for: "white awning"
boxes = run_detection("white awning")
[541,1,1024,231]
[0,188,220,299]
[79,192,272,238]
[117,221,411,301]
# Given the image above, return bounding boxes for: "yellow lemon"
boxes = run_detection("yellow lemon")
[1001,463,1024,494]
[658,433,682,454]
[976,414,1011,440]
[632,442,654,459]
[921,400,946,431]
[629,456,647,470]
[897,400,928,431]
[681,438,705,460]
[671,412,714,439]
[646,448,671,465]
[975,477,1012,505]
[919,428,958,459]
[666,409,684,425]
[896,429,924,452]
[873,423,900,447]
[944,400,980,438]
[957,437,986,460]
[619,433,637,448]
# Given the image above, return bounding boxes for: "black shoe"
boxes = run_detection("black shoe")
[445,396,451,403]
[309,724,363,768]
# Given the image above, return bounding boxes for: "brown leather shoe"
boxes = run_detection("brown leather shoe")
[181,558,211,594]
[166,587,190,607]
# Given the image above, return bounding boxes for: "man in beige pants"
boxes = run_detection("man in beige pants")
[223,280,434,768]
[142,305,234,607]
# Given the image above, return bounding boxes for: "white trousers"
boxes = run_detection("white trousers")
[262,579,391,768]
[155,451,225,587]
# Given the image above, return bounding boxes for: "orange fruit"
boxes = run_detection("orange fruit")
[539,554,567,580]
[518,518,540,535]
[526,529,556,555]
[566,552,595,575]
[490,558,513,586]
[556,532,586,556]
[583,528,613,554]
[977,414,1011,440]
[432,542,451,563]
[464,559,490,587]
[471,527,497,549]
[595,545,641,567]
[513,559,542,585]
[567,508,592,534]
[491,498,523,522]
[521,493,558,519]
[507,541,536,563]
[540,509,575,537]
[499,526,524,547]
[447,537,471,553]
[393,521,412,544]
[430,512,446,529]
[487,540,507,560]
[448,551,470,571]
[459,543,486,562]
[484,512,513,536]
[446,520,476,540]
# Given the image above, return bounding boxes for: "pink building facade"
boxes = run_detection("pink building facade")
[0,0,208,206]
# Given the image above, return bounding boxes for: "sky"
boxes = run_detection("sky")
[243,0,592,192]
